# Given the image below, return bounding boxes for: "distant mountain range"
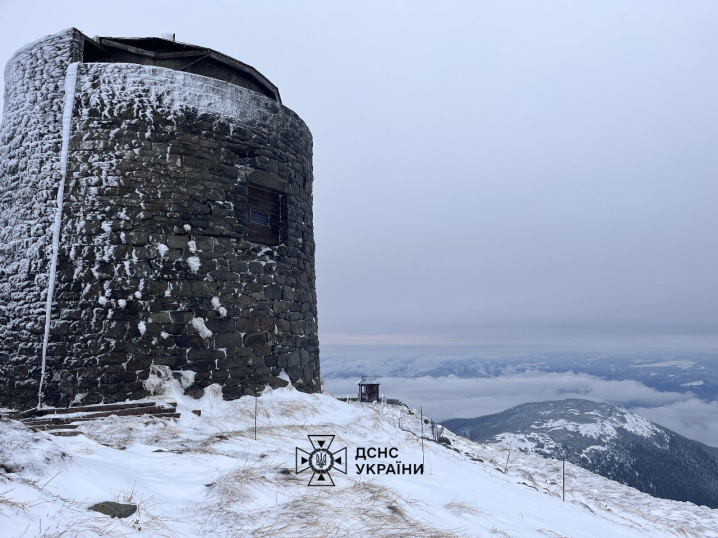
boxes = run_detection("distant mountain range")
[321,348,718,401]
[443,398,718,508]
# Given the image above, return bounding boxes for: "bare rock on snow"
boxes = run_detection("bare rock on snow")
[88,501,137,519]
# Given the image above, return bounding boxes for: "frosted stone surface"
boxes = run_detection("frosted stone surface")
[0,29,319,409]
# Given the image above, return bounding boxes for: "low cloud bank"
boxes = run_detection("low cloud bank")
[324,371,718,447]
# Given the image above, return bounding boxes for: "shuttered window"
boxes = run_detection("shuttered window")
[247,185,281,246]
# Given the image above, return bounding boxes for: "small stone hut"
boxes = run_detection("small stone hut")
[357,376,380,403]
[0,29,320,409]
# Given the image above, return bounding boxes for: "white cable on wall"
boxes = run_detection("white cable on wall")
[38,61,79,409]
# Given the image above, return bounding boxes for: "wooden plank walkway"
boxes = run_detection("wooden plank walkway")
[3,401,180,436]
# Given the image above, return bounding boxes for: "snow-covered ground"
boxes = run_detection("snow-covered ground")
[1,381,717,537]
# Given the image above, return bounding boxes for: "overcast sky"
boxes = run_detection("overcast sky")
[2,0,716,345]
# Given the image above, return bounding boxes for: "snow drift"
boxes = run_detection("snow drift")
[1,382,717,537]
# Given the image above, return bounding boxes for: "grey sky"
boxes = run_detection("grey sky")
[2,0,716,344]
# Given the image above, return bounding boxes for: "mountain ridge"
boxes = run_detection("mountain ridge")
[444,398,718,508]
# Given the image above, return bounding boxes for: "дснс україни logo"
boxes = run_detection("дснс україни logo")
[296,435,347,486]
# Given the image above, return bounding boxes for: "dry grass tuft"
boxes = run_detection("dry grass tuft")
[535,529,573,538]
[195,474,467,538]
[114,484,183,538]
[208,461,278,504]
[0,487,44,514]
[444,500,488,518]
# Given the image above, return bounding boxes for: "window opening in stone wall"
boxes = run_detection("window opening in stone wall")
[248,186,281,246]
[250,209,271,227]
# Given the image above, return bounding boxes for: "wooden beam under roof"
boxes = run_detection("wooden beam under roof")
[96,36,282,103]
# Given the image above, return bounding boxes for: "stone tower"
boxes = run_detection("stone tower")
[0,29,319,409]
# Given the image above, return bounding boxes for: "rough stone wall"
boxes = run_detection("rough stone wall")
[0,29,83,407]
[0,32,319,409]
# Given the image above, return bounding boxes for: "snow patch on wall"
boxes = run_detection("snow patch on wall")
[211,296,227,318]
[143,365,172,395]
[191,317,212,339]
[178,370,196,389]
[187,256,201,273]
